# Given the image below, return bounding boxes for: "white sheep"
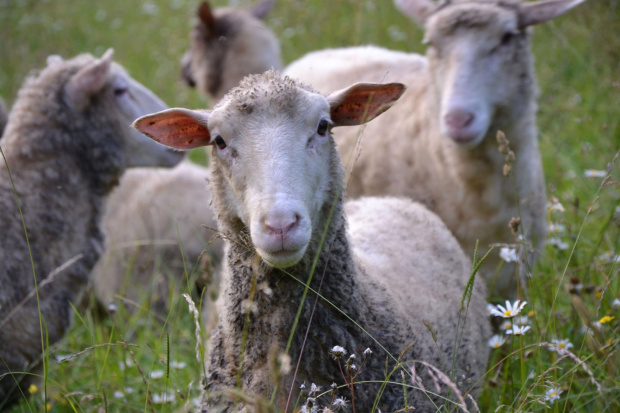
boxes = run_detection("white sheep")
[92,161,223,315]
[92,0,282,315]
[134,71,491,411]
[181,0,282,103]
[284,0,587,297]
[0,50,182,408]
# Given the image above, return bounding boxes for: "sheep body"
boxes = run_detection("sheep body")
[134,71,490,411]
[0,51,181,407]
[93,161,223,314]
[283,0,590,295]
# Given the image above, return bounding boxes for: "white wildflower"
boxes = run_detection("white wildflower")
[150,370,165,379]
[332,397,348,411]
[583,169,606,178]
[491,300,527,318]
[506,324,531,335]
[547,200,565,213]
[329,345,347,359]
[549,237,569,250]
[349,364,357,371]
[500,320,513,331]
[309,383,321,396]
[486,303,497,315]
[598,252,620,263]
[113,391,124,399]
[363,348,372,357]
[548,223,566,233]
[549,338,574,353]
[499,247,518,263]
[612,298,620,308]
[544,387,562,402]
[488,335,506,349]
[170,360,187,369]
[152,391,175,404]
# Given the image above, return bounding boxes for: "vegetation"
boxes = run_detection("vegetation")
[1,0,618,411]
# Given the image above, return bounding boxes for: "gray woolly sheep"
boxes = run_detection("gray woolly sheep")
[181,0,282,103]
[0,50,182,408]
[134,71,491,412]
[285,0,587,297]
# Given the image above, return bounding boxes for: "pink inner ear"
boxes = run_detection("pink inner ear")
[134,111,212,150]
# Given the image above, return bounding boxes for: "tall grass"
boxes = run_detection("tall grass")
[1,0,619,411]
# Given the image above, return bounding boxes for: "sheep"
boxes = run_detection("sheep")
[134,71,491,411]
[284,0,587,297]
[181,0,282,104]
[0,50,183,408]
[0,97,8,138]
[92,161,224,316]
[91,0,282,315]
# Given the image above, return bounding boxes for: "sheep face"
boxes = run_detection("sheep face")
[106,64,184,168]
[62,49,183,168]
[181,0,281,102]
[396,0,587,147]
[133,72,405,268]
[425,3,529,147]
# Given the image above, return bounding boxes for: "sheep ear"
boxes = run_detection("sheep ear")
[65,49,113,110]
[198,1,218,36]
[394,0,437,25]
[132,108,213,150]
[519,0,586,27]
[250,0,276,20]
[328,83,406,127]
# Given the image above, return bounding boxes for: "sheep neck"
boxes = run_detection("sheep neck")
[205,148,394,407]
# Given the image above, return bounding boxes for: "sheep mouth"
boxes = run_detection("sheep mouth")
[258,245,308,268]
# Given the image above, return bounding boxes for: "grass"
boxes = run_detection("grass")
[1,0,619,411]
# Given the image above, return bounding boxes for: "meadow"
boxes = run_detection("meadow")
[0,0,619,411]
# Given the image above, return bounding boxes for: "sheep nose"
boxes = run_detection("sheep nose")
[445,108,474,130]
[264,211,299,237]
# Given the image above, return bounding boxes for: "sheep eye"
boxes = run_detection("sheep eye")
[317,119,329,136]
[500,32,514,47]
[114,87,128,96]
[214,135,227,149]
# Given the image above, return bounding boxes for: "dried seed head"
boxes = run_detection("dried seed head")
[509,217,521,235]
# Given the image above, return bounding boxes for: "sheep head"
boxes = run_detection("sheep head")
[395,0,587,147]
[134,72,404,268]
[181,0,282,103]
[62,49,183,168]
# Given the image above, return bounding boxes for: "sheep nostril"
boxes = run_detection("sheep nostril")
[445,109,475,130]
[264,214,298,237]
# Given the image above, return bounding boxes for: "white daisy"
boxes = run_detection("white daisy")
[544,387,562,402]
[499,247,518,263]
[548,223,566,233]
[550,338,574,353]
[488,335,506,349]
[506,324,531,335]
[583,169,606,178]
[513,315,529,326]
[500,320,513,331]
[490,300,527,318]
[547,200,565,213]
[486,303,497,315]
[549,237,569,250]
[149,370,165,379]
